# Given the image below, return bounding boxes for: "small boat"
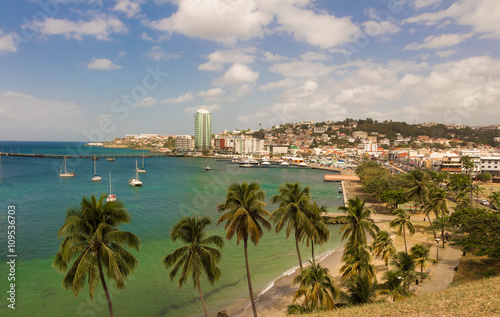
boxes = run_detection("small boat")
[298,162,308,167]
[280,161,289,166]
[59,156,75,177]
[205,166,212,170]
[129,160,143,186]
[106,172,116,202]
[239,163,254,168]
[137,157,146,173]
[107,157,115,162]
[91,155,102,182]
[239,159,259,166]
[261,161,271,166]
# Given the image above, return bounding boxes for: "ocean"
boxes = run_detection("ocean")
[0,141,344,317]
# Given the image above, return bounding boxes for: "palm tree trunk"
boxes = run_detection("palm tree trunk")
[97,253,114,317]
[197,281,209,317]
[441,228,445,248]
[244,238,258,317]
[295,231,303,272]
[403,225,407,254]
[311,242,315,266]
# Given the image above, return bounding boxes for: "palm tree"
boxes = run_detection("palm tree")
[342,273,379,305]
[489,191,500,211]
[336,197,378,248]
[53,194,141,317]
[379,270,411,302]
[427,188,450,218]
[371,230,396,271]
[298,201,330,265]
[271,182,313,272]
[163,216,223,317]
[340,243,376,282]
[217,182,271,317]
[410,243,434,281]
[292,262,340,311]
[405,169,431,216]
[390,251,424,290]
[429,215,449,248]
[389,208,415,254]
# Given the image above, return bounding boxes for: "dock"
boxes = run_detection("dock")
[0,153,167,159]
[323,174,360,182]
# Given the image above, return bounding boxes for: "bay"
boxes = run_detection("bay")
[0,141,343,317]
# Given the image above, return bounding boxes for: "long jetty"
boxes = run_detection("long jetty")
[0,153,168,159]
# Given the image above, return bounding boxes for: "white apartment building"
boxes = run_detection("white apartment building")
[480,156,500,175]
[234,138,264,154]
[175,135,194,151]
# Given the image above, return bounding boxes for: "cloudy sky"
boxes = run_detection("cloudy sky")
[1,0,499,141]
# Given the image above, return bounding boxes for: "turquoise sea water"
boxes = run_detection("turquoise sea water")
[0,142,344,317]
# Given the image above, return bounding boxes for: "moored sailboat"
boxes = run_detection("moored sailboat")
[59,156,75,177]
[91,155,102,182]
[129,160,143,186]
[106,171,116,202]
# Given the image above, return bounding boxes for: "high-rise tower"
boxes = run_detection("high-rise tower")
[194,109,211,149]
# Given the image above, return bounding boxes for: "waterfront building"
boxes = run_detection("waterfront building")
[194,109,211,149]
[175,135,194,151]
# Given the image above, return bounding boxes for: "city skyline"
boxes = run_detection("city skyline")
[1,0,500,141]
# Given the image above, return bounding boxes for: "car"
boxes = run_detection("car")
[481,200,490,206]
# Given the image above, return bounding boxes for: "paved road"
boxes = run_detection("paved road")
[417,245,463,294]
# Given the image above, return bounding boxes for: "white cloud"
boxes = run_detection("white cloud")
[404,32,474,50]
[405,0,500,39]
[212,63,259,86]
[233,84,253,97]
[300,51,330,61]
[0,91,82,139]
[262,51,287,62]
[36,14,127,40]
[149,0,272,45]
[147,46,181,61]
[184,104,221,114]
[197,87,226,97]
[199,49,255,71]
[271,4,360,49]
[113,0,142,18]
[161,92,194,104]
[362,20,401,37]
[258,78,296,91]
[269,61,334,78]
[413,0,442,10]
[135,96,158,107]
[436,50,456,57]
[87,58,122,70]
[0,33,16,53]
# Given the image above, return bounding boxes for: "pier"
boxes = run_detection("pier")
[323,174,360,182]
[0,153,169,159]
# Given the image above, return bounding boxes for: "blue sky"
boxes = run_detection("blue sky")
[1,0,499,141]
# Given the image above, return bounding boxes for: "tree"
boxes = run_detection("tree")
[429,215,449,248]
[53,194,141,317]
[427,188,450,218]
[381,189,408,212]
[163,216,223,317]
[389,208,415,254]
[217,182,271,317]
[340,243,376,282]
[460,155,475,208]
[271,182,313,271]
[390,252,420,290]
[449,208,500,260]
[336,197,378,248]
[489,191,500,210]
[298,201,330,265]
[292,263,340,311]
[379,270,411,302]
[342,273,379,305]
[404,169,431,215]
[371,230,396,271]
[410,243,434,280]
[477,172,492,183]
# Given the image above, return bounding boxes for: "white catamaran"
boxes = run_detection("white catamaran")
[106,171,116,202]
[59,156,75,177]
[91,155,102,182]
[129,160,143,186]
